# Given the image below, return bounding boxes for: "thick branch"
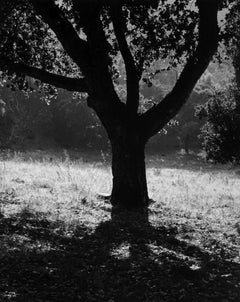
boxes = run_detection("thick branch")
[9,63,88,92]
[140,0,220,140]
[30,0,125,114]
[111,6,139,113]
[30,0,90,74]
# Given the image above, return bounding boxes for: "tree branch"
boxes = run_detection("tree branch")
[30,0,91,74]
[111,5,139,113]
[9,63,88,92]
[140,0,220,140]
[30,0,124,111]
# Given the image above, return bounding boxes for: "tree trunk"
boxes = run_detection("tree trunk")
[110,133,149,210]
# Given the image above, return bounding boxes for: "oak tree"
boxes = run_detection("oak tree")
[0,0,229,209]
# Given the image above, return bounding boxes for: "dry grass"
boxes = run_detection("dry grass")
[1,149,240,256]
[0,149,240,301]
[0,155,113,234]
[1,149,240,226]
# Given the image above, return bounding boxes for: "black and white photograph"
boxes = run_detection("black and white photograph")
[0,0,239,301]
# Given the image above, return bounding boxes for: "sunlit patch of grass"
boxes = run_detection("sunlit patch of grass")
[148,167,240,220]
[110,242,131,260]
[146,165,240,265]
[1,151,240,226]
[0,150,240,259]
[0,153,112,228]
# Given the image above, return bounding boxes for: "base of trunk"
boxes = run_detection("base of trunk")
[111,184,149,210]
[110,139,149,210]
[110,197,149,211]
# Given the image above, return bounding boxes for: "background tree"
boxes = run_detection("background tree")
[196,0,240,164]
[0,84,109,150]
[226,0,240,88]
[0,0,228,209]
[144,61,234,153]
[196,87,240,163]
[0,84,54,148]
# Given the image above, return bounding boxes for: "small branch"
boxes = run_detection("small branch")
[9,63,88,92]
[111,5,139,113]
[140,0,220,140]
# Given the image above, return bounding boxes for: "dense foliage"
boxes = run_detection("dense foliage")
[196,86,240,163]
[0,85,53,148]
[51,91,108,149]
[0,86,110,150]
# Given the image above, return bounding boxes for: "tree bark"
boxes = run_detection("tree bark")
[110,130,149,210]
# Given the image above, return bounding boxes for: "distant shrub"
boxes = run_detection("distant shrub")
[196,85,240,164]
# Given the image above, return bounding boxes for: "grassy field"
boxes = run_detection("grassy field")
[0,149,240,301]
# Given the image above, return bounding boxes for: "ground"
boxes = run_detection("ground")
[0,149,240,301]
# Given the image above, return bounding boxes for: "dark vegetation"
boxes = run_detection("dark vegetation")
[196,2,240,164]
[196,86,240,164]
[0,86,109,150]
[0,61,233,153]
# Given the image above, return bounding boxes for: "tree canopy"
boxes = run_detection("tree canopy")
[0,0,231,117]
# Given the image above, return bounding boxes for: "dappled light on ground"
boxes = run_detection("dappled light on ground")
[110,242,131,260]
[0,208,239,301]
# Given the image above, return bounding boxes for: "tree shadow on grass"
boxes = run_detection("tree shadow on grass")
[0,208,239,302]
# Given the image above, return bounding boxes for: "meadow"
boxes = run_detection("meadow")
[0,149,240,301]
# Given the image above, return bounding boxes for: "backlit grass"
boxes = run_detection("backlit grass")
[1,150,239,226]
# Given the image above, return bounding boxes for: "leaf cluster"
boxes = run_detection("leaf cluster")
[0,0,203,86]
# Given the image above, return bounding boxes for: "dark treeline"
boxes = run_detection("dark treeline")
[0,61,233,154]
[0,86,108,150]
